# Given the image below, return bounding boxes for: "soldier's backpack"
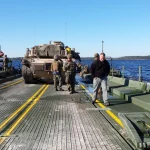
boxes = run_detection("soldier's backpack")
[52,61,59,75]
[69,62,75,73]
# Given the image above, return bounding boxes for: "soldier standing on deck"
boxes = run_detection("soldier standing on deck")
[3,55,9,72]
[51,55,64,91]
[94,53,99,61]
[64,54,77,94]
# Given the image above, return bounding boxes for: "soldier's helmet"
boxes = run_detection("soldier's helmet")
[67,54,72,59]
[54,55,59,60]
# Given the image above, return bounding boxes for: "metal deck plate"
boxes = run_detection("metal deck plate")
[0,84,132,150]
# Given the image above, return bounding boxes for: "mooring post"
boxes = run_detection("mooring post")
[112,68,113,77]
[122,66,124,78]
[138,66,142,82]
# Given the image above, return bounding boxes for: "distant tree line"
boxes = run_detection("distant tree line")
[82,55,150,60]
[10,57,23,60]
[10,55,150,60]
[113,55,150,60]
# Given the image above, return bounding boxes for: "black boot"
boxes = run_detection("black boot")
[72,87,78,93]
[73,90,78,93]
[92,101,95,105]
[59,88,64,91]
[68,87,70,91]
[70,91,73,94]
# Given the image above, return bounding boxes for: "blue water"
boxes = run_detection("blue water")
[12,59,22,69]
[80,59,150,82]
[12,59,150,82]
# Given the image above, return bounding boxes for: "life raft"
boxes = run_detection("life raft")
[0,51,4,57]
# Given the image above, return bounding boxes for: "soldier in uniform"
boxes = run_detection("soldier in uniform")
[76,62,82,72]
[25,48,30,58]
[94,53,99,60]
[51,55,64,91]
[80,65,90,78]
[65,46,71,55]
[3,55,9,72]
[64,54,77,94]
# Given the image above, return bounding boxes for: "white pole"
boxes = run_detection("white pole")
[65,23,67,45]
[102,41,104,53]
[33,24,35,45]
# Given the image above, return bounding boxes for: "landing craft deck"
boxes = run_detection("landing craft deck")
[0,78,132,150]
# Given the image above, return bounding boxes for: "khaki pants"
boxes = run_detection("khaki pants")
[53,75,62,89]
[92,76,108,103]
[65,72,75,92]
[3,65,8,72]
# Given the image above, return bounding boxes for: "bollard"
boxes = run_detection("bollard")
[138,66,142,82]
[122,66,124,78]
[112,68,113,77]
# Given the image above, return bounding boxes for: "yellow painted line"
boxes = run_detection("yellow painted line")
[0,84,46,130]
[80,84,124,128]
[0,79,23,90]
[0,85,49,144]
[146,123,150,128]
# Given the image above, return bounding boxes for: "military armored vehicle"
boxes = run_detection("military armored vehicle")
[22,41,81,84]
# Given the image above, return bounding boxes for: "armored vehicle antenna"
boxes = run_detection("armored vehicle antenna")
[102,41,104,53]
[65,23,67,45]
